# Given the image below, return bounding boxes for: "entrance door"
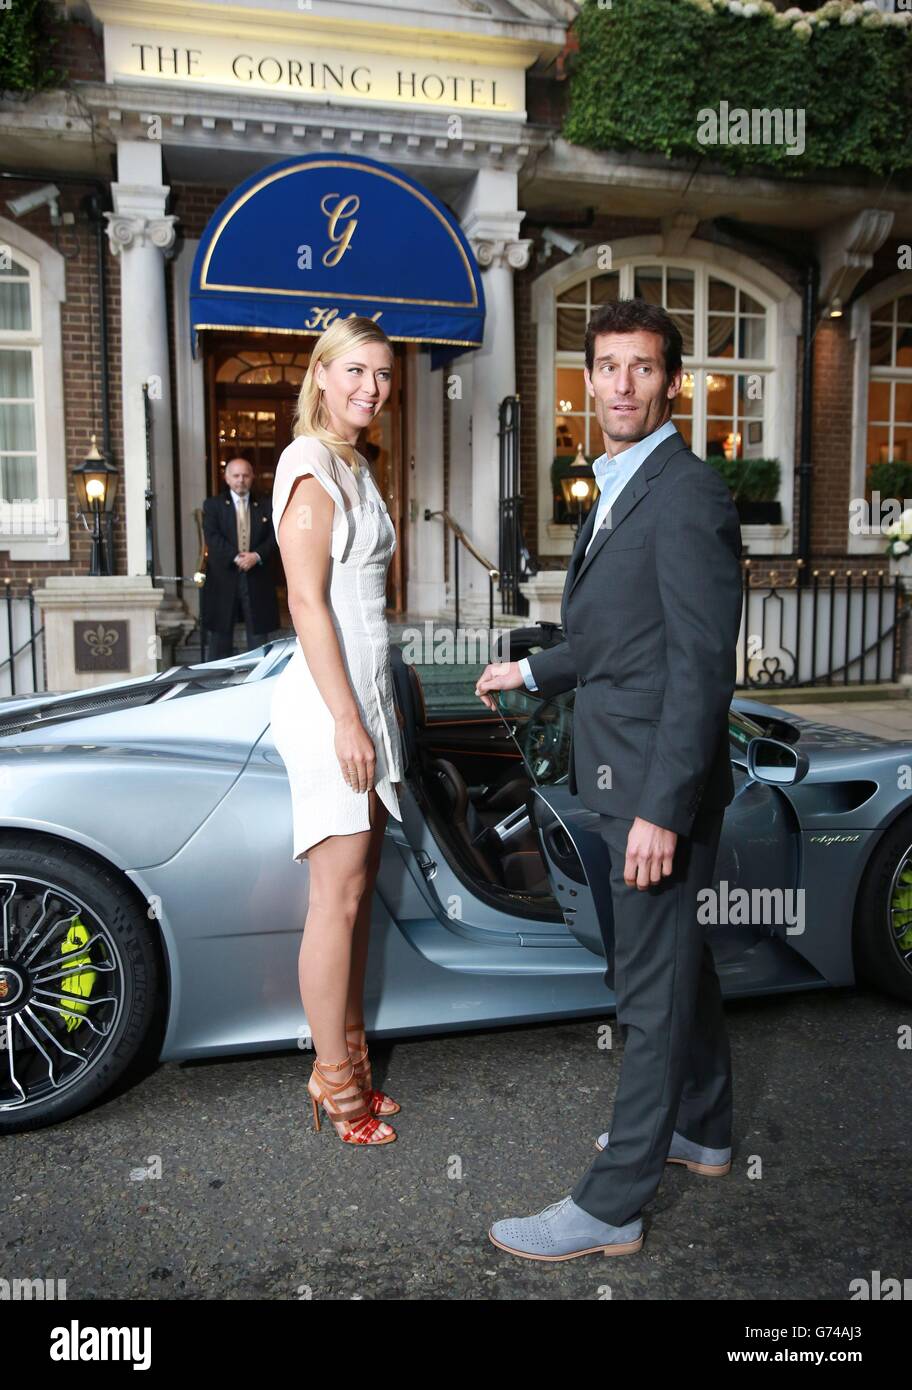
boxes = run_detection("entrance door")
[203,334,407,616]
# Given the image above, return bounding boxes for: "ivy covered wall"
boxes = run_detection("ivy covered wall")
[0,0,66,95]
[562,0,912,179]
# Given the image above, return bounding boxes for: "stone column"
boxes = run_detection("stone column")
[461,216,531,621]
[452,170,531,625]
[104,141,179,588]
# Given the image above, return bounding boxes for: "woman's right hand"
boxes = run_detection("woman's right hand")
[334,714,376,793]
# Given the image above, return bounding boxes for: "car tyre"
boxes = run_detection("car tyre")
[853,815,912,1004]
[0,836,164,1134]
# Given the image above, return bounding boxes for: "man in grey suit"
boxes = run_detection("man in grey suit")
[477,298,743,1260]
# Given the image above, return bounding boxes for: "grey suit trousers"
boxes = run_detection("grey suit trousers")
[571,804,732,1226]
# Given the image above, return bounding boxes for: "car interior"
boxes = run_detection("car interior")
[390,639,574,909]
[388,633,790,918]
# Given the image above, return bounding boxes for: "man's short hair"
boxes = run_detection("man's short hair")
[585,299,684,381]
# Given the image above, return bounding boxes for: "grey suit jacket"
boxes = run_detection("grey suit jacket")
[526,427,743,838]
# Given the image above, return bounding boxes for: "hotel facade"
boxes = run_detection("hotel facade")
[3,0,912,690]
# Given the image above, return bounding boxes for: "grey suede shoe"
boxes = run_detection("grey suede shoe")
[595,1127,731,1176]
[488,1195,643,1261]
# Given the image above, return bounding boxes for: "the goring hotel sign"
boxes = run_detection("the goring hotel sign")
[102,24,524,118]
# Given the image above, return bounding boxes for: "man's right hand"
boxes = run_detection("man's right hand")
[475,660,525,711]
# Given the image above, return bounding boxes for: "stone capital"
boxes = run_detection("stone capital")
[106,182,178,259]
[470,237,533,272]
[104,211,179,258]
[462,208,530,271]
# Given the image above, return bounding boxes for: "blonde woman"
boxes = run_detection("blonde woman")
[270,317,404,1146]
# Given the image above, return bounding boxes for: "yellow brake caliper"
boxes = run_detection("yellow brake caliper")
[59,917,96,1031]
[892,863,912,954]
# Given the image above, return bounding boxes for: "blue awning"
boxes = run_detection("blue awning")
[189,153,484,358]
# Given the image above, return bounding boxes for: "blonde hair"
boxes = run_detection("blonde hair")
[292,316,394,475]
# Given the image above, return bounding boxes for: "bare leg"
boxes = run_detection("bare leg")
[299,788,393,1138]
[346,791,389,1028]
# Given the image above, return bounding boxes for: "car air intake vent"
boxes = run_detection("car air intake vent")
[794,781,878,815]
[0,684,160,737]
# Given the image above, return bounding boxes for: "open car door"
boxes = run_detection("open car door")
[530,783,615,965]
[480,623,617,963]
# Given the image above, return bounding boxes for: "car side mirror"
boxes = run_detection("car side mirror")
[746,736,809,787]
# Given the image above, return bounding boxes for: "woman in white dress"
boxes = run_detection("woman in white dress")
[270,316,405,1146]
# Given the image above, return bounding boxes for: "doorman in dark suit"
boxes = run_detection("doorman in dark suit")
[202,456,279,658]
[477,299,743,1260]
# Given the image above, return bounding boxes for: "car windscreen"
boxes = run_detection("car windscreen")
[728,708,768,752]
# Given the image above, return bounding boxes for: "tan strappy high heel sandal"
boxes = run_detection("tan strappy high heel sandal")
[307,1056,397,1145]
[345,1021,401,1117]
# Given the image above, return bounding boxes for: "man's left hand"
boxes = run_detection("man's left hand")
[624,816,677,890]
[235,551,259,571]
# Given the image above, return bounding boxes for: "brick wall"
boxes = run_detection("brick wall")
[54,16,105,84]
[0,180,125,585]
[809,319,855,556]
[0,176,236,598]
[170,183,231,241]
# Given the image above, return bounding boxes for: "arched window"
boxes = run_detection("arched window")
[215,350,310,386]
[535,241,798,557]
[554,260,773,465]
[0,222,67,560]
[849,278,912,554]
[866,292,912,467]
[0,250,41,500]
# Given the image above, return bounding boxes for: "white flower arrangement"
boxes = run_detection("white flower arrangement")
[687,0,912,37]
[885,508,912,559]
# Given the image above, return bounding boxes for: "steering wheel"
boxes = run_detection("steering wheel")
[516,697,573,783]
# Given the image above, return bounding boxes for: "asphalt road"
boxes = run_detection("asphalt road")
[4,983,909,1301]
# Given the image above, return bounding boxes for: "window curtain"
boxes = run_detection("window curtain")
[869,321,894,368]
[0,348,38,500]
[632,270,697,356]
[0,258,32,332]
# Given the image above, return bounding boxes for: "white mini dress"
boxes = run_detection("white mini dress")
[269,434,404,860]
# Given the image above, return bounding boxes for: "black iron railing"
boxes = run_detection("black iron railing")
[423,508,499,633]
[497,395,537,615]
[740,560,905,686]
[1,581,44,696]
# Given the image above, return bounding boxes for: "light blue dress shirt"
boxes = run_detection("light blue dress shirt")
[518,419,678,692]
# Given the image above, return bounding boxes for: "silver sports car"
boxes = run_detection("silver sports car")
[1,624,910,1133]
